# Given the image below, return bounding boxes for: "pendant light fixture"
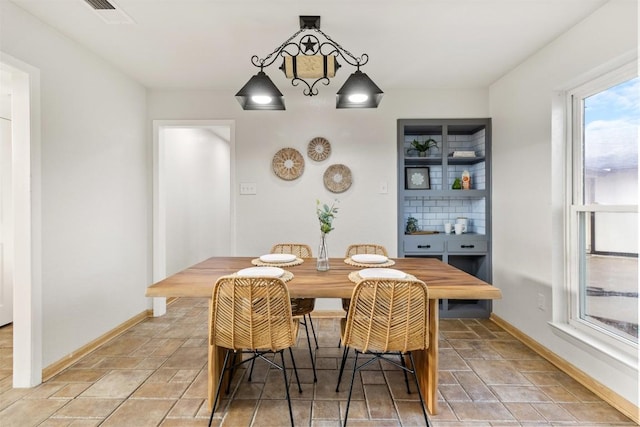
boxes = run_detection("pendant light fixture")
[235,16,383,110]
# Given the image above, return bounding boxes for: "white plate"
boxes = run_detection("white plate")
[237,267,284,278]
[351,254,388,264]
[259,253,297,263]
[358,268,407,279]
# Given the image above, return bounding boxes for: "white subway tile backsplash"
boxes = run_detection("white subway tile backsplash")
[403,126,487,234]
[403,196,486,234]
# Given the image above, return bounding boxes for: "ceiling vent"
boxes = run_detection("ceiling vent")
[84,0,115,10]
[83,0,134,24]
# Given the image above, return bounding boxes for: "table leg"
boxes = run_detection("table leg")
[414,298,439,415]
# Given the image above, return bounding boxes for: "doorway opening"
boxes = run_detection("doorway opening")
[1,52,42,388]
[152,120,236,315]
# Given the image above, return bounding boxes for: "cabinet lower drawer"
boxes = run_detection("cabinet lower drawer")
[448,240,487,253]
[403,240,444,253]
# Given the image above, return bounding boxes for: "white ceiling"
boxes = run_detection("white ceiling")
[8,0,609,91]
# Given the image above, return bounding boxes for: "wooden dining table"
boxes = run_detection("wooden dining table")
[145,256,502,415]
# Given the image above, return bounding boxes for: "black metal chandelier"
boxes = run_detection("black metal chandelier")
[235,16,383,110]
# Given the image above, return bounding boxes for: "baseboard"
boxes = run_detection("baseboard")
[490,313,639,424]
[42,309,152,382]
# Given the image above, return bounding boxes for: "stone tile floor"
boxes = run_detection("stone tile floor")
[0,298,635,426]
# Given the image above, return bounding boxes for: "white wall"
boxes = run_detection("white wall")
[1,2,149,366]
[148,87,489,257]
[489,0,638,405]
[164,127,230,276]
[147,88,489,309]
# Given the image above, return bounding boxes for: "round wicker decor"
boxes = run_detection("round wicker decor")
[307,137,331,161]
[272,148,305,180]
[323,164,352,193]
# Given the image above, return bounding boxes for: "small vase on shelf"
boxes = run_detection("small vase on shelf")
[317,233,330,271]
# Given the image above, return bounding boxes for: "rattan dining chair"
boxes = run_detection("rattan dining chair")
[336,278,431,427]
[342,244,389,311]
[208,275,302,427]
[271,243,318,382]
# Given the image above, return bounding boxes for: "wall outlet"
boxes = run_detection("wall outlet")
[537,293,546,311]
[379,181,388,194]
[239,182,256,195]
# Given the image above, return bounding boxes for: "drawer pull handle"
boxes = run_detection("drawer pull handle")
[461,244,475,249]
[417,245,431,249]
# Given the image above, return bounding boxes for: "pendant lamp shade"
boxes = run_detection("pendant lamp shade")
[236,16,382,109]
[336,70,383,109]
[235,71,285,110]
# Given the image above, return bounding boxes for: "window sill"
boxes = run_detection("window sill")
[549,322,638,375]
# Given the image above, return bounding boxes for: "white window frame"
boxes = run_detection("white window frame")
[563,61,638,360]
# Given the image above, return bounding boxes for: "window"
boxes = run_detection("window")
[567,63,638,351]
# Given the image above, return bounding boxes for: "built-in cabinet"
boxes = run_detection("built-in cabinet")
[397,118,492,318]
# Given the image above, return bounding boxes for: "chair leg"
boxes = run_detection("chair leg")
[288,347,302,393]
[301,315,318,382]
[335,344,349,392]
[248,352,257,381]
[399,352,411,394]
[279,350,295,427]
[343,350,360,427]
[408,352,431,427]
[209,349,232,427]
[306,314,319,349]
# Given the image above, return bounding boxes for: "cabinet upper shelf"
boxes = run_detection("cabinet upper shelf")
[447,155,486,165]
[405,156,486,166]
[402,189,487,197]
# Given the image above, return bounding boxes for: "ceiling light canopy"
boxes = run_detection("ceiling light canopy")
[235,16,383,110]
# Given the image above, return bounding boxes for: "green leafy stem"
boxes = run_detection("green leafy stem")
[317,199,339,234]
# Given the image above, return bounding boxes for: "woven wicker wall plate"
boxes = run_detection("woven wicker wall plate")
[307,137,331,161]
[323,164,352,193]
[272,148,305,180]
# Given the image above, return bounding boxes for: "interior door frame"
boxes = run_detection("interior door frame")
[1,52,43,387]
[152,119,236,315]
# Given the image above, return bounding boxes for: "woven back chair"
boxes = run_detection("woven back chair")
[336,278,431,427]
[211,276,298,351]
[345,244,388,257]
[271,243,312,258]
[208,276,301,427]
[342,278,428,352]
[270,243,318,381]
[342,244,389,312]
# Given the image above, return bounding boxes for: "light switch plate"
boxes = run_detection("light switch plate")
[240,182,257,195]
